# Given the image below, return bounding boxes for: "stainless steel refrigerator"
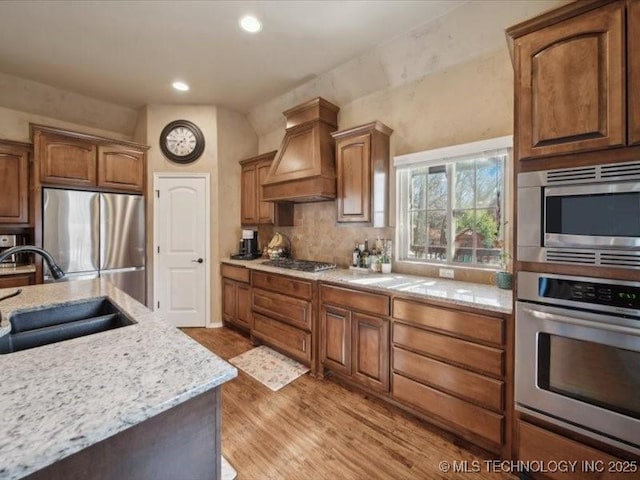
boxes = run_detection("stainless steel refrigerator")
[43,188,146,304]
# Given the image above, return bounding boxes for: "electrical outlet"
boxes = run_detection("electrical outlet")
[439,268,454,279]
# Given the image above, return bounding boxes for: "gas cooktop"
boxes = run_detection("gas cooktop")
[263,259,336,272]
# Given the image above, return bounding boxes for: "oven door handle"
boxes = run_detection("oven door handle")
[522,306,640,337]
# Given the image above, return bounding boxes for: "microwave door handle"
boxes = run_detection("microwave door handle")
[522,306,640,337]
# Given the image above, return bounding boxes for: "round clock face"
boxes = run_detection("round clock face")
[160,120,205,164]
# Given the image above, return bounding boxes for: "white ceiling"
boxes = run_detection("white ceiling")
[0,0,464,113]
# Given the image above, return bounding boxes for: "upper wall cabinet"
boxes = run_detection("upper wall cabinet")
[510,1,626,160]
[0,140,31,225]
[240,151,293,226]
[33,126,148,194]
[331,121,392,227]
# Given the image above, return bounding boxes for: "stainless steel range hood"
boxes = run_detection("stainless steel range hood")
[261,97,340,203]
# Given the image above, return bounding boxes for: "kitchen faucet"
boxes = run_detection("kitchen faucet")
[0,246,65,303]
[0,245,64,302]
[0,246,65,280]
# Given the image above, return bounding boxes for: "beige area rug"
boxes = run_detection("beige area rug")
[229,345,310,391]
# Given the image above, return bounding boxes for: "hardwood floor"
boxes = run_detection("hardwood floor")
[183,327,514,480]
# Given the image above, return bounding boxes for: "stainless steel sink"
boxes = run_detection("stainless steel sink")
[0,297,135,354]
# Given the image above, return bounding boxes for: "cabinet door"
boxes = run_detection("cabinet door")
[320,305,352,375]
[336,133,371,223]
[257,160,274,224]
[515,2,624,159]
[222,279,237,324]
[0,145,29,224]
[352,312,389,392]
[235,283,252,329]
[98,145,145,192]
[39,133,97,186]
[240,163,257,225]
[629,0,640,145]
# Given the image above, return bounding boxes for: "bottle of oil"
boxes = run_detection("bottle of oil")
[352,241,361,267]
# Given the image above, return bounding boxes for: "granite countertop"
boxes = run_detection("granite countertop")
[0,264,36,276]
[221,258,512,314]
[0,279,237,480]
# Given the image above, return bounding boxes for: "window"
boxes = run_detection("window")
[395,137,511,269]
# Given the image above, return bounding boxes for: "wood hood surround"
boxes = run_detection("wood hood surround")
[261,97,340,203]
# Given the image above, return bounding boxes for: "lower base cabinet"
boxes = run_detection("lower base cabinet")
[517,421,631,480]
[390,297,507,454]
[249,271,315,370]
[320,285,390,393]
[0,273,35,289]
[221,265,251,331]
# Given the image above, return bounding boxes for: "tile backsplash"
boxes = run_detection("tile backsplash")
[256,200,496,285]
[257,201,393,267]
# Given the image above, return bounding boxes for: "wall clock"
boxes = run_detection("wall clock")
[159,120,205,164]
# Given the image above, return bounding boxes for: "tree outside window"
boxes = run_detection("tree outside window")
[398,148,507,269]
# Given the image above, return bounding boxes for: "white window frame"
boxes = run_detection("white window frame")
[394,136,512,270]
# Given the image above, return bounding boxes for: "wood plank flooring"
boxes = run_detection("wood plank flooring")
[183,327,515,480]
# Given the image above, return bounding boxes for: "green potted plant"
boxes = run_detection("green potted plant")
[496,250,513,290]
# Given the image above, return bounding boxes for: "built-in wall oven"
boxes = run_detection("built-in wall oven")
[516,272,640,454]
[518,160,640,268]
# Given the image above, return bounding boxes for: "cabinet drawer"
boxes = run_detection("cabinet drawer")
[252,288,311,330]
[518,422,625,480]
[393,373,503,446]
[253,271,312,300]
[320,284,390,317]
[393,323,503,377]
[252,313,311,364]
[393,347,503,411]
[221,264,250,283]
[393,298,503,345]
[0,273,34,289]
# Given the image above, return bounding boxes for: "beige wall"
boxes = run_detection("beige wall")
[139,104,256,326]
[0,72,138,137]
[257,48,514,282]
[0,105,133,143]
[215,107,258,259]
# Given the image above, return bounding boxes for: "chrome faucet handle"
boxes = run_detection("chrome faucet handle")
[0,289,22,303]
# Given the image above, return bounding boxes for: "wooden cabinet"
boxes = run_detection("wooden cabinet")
[250,271,314,367]
[517,421,628,480]
[221,265,252,331]
[37,132,97,187]
[0,273,35,289]
[391,297,507,452]
[332,121,392,226]
[33,126,147,193]
[629,0,640,145]
[320,284,390,392]
[0,140,30,224]
[98,145,145,192]
[510,2,626,159]
[240,151,293,226]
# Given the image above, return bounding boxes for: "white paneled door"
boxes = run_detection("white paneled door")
[154,174,210,327]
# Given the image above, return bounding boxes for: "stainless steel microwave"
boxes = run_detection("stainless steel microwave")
[518,161,640,269]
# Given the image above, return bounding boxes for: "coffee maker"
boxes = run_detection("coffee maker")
[232,230,261,260]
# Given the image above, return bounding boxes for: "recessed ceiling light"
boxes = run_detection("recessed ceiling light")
[172,81,190,92]
[239,15,262,33]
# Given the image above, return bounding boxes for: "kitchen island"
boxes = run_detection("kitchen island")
[0,279,237,480]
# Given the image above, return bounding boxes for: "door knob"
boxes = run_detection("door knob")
[192,258,204,264]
